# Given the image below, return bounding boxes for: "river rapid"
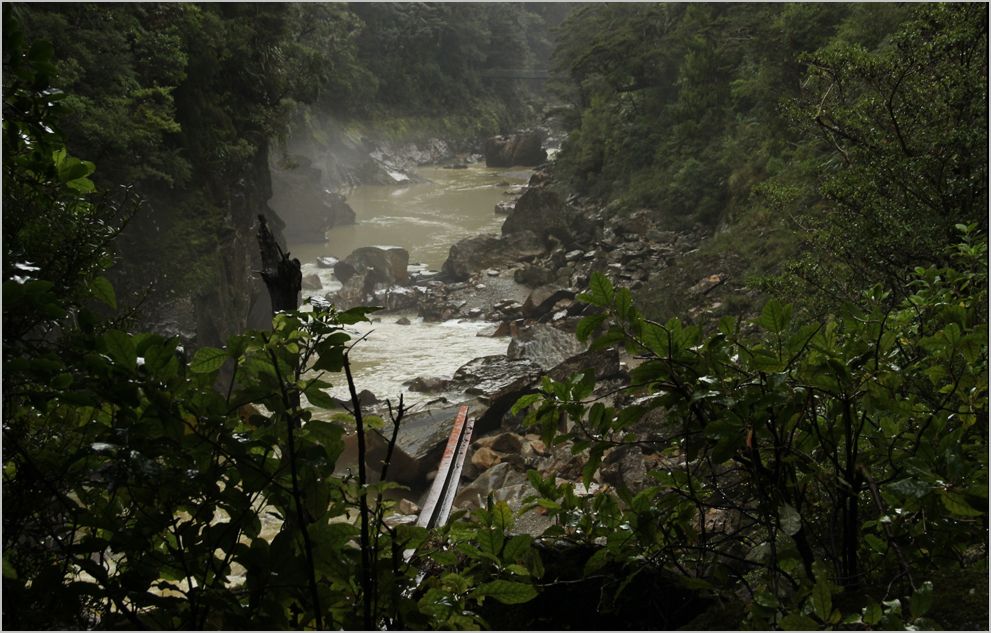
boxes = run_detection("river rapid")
[288,163,532,407]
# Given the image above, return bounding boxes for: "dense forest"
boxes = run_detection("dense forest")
[3,3,987,630]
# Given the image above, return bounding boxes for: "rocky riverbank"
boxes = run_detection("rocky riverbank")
[309,146,739,539]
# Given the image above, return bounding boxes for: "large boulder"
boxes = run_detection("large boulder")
[451,355,543,405]
[335,246,410,285]
[501,188,586,248]
[332,247,411,310]
[441,231,544,282]
[507,323,586,370]
[393,398,488,482]
[484,130,547,167]
[335,429,419,485]
[453,462,528,509]
[548,346,623,383]
[441,235,505,281]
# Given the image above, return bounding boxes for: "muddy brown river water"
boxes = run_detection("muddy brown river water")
[288,163,532,405]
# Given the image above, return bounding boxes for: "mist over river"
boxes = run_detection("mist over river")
[288,163,532,406]
[288,164,531,270]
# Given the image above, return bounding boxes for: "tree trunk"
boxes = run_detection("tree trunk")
[255,214,301,313]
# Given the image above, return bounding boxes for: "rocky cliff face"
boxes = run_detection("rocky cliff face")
[140,142,280,349]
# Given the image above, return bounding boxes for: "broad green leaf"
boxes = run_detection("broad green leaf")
[582,443,604,489]
[583,547,610,575]
[909,581,933,618]
[66,176,96,193]
[575,313,606,342]
[2,556,16,579]
[336,306,380,325]
[641,321,669,357]
[502,535,532,562]
[578,272,614,307]
[615,287,634,320]
[718,315,737,337]
[301,420,345,464]
[811,573,832,621]
[189,346,228,374]
[102,329,136,369]
[473,579,537,605]
[863,600,883,625]
[754,590,779,608]
[864,533,887,553]
[89,276,116,309]
[477,528,505,558]
[573,369,596,401]
[940,491,984,517]
[887,477,933,499]
[778,503,802,537]
[781,613,819,630]
[511,393,541,415]
[757,299,792,334]
[491,500,513,533]
[303,382,338,410]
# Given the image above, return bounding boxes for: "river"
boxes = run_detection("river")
[288,163,532,408]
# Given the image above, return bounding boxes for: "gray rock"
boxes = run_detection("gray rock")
[474,431,525,454]
[451,355,543,405]
[453,462,527,509]
[335,429,419,485]
[548,347,623,383]
[376,286,418,311]
[507,323,586,370]
[483,130,547,168]
[522,285,576,319]
[600,445,647,492]
[441,231,544,282]
[340,246,410,286]
[332,246,412,309]
[406,376,449,393]
[357,389,379,407]
[688,273,727,296]
[501,188,572,247]
[514,263,556,288]
[302,273,323,290]
[394,399,487,480]
[333,259,358,284]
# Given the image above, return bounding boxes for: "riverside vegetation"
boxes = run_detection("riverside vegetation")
[3,3,987,630]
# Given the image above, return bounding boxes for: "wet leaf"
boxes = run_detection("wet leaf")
[189,346,228,374]
[473,579,537,605]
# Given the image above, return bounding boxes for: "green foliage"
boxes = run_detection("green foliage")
[345,3,549,126]
[2,6,131,327]
[10,3,561,324]
[3,285,543,628]
[3,14,542,627]
[516,232,987,628]
[775,3,989,313]
[551,4,862,227]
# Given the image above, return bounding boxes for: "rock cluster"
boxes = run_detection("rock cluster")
[483,130,547,167]
[354,170,725,535]
[309,138,735,543]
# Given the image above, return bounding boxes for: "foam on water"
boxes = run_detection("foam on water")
[290,163,531,407]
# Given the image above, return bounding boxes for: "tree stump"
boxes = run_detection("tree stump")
[256,214,301,313]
